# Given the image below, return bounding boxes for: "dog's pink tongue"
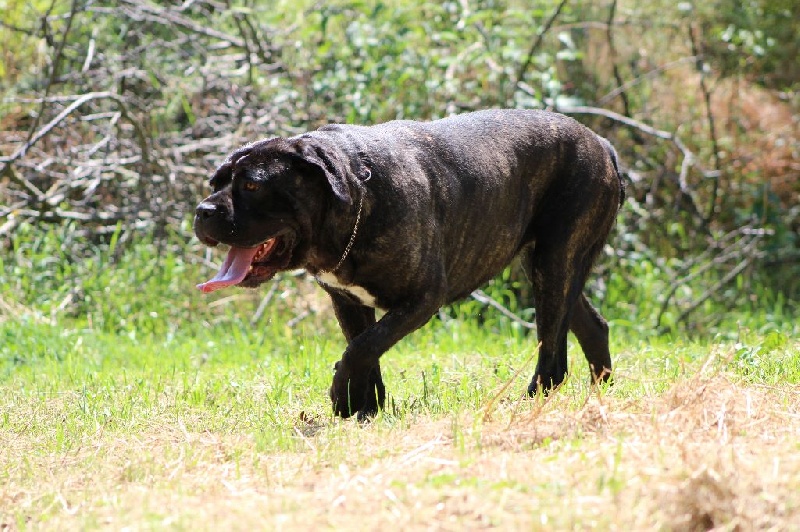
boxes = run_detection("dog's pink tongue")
[197,246,260,293]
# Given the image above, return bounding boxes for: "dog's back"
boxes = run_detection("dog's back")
[314,109,622,304]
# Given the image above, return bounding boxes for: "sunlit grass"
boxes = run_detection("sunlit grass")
[2,313,798,528]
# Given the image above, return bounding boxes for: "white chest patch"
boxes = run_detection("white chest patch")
[316,272,380,308]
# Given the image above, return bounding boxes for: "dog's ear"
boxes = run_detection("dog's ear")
[291,138,353,205]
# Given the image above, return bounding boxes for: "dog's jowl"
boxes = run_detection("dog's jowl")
[194,109,624,419]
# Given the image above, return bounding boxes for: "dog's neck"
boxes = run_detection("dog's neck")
[317,191,365,276]
[312,166,372,278]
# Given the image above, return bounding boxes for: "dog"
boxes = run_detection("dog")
[194,109,624,419]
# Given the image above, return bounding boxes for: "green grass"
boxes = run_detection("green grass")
[2,304,797,447]
[0,315,519,445]
[2,311,798,528]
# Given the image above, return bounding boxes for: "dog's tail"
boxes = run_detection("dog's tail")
[598,135,625,207]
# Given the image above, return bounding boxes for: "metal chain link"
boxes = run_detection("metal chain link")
[329,192,364,274]
[324,168,371,275]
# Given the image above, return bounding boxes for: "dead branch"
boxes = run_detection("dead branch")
[20,0,80,158]
[655,226,769,331]
[556,104,707,223]
[688,23,723,224]
[114,0,246,48]
[470,289,536,330]
[0,92,147,173]
[598,57,698,106]
[604,0,632,116]
[509,0,570,104]
[672,250,764,330]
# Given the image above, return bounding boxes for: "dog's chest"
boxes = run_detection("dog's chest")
[316,272,380,308]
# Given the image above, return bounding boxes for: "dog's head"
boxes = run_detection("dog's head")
[194,135,358,293]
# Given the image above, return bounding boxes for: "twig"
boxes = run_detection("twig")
[0,91,149,177]
[1,0,80,199]
[557,104,671,141]
[287,311,309,329]
[470,289,536,329]
[598,56,697,106]
[228,3,255,85]
[508,0,569,104]
[481,342,541,422]
[688,23,723,224]
[655,229,764,329]
[20,0,79,156]
[604,0,631,116]
[672,250,763,331]
[236,6,279,68]
[556,104,707,223]
[1,164,44,199]
[14,207,124,222]
[116,0,246,48]
[251,280,280,325]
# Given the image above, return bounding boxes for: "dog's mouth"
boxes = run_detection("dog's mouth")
[197,236,291,293]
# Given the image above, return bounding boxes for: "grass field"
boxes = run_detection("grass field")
[2,303,798,529]
[1,231,798,530]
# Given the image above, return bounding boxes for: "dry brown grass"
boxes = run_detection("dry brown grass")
[2,369,798,531]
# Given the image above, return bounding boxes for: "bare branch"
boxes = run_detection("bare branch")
[115,0,246,48]
[655,228,766,330]
[21,0,81,148]
[556,104,707,222]
[687,23,723,224]
[0,92,148,174]
[471,289,536,329]
[604,0,631,116]
[598,57,698,106]
[508,0,570,104]
[1,163,44,198]
[252,281,281,325]
[672,251,763,330]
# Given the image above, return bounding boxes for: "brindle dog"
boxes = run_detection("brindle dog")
[194,109,624,419]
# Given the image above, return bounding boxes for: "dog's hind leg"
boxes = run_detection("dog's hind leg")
[521,243,576,394]
[521,224,610,395]
[569,292,612,385]
[329,293,385,420]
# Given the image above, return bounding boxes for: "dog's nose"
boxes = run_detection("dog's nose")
[195,202,218,219]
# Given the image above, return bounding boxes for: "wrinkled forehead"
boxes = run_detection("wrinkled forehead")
[208,144,297,191]
[206,139,272,188]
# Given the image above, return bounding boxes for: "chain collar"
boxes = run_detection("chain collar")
[319,168,371,276]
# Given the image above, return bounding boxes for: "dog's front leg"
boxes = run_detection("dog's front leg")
[330,295,442,418]
[330,360,385,421]
[329,293,384,420]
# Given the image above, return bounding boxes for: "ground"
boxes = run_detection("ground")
[2,335,798,530]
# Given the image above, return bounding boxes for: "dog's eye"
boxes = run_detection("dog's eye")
[243,181,260,192]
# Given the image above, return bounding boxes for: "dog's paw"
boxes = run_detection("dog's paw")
[527,372,566,397]
[589,365,613,387]
[330,360,385,419]
[356,367,386,422]
[330,360,368,418]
